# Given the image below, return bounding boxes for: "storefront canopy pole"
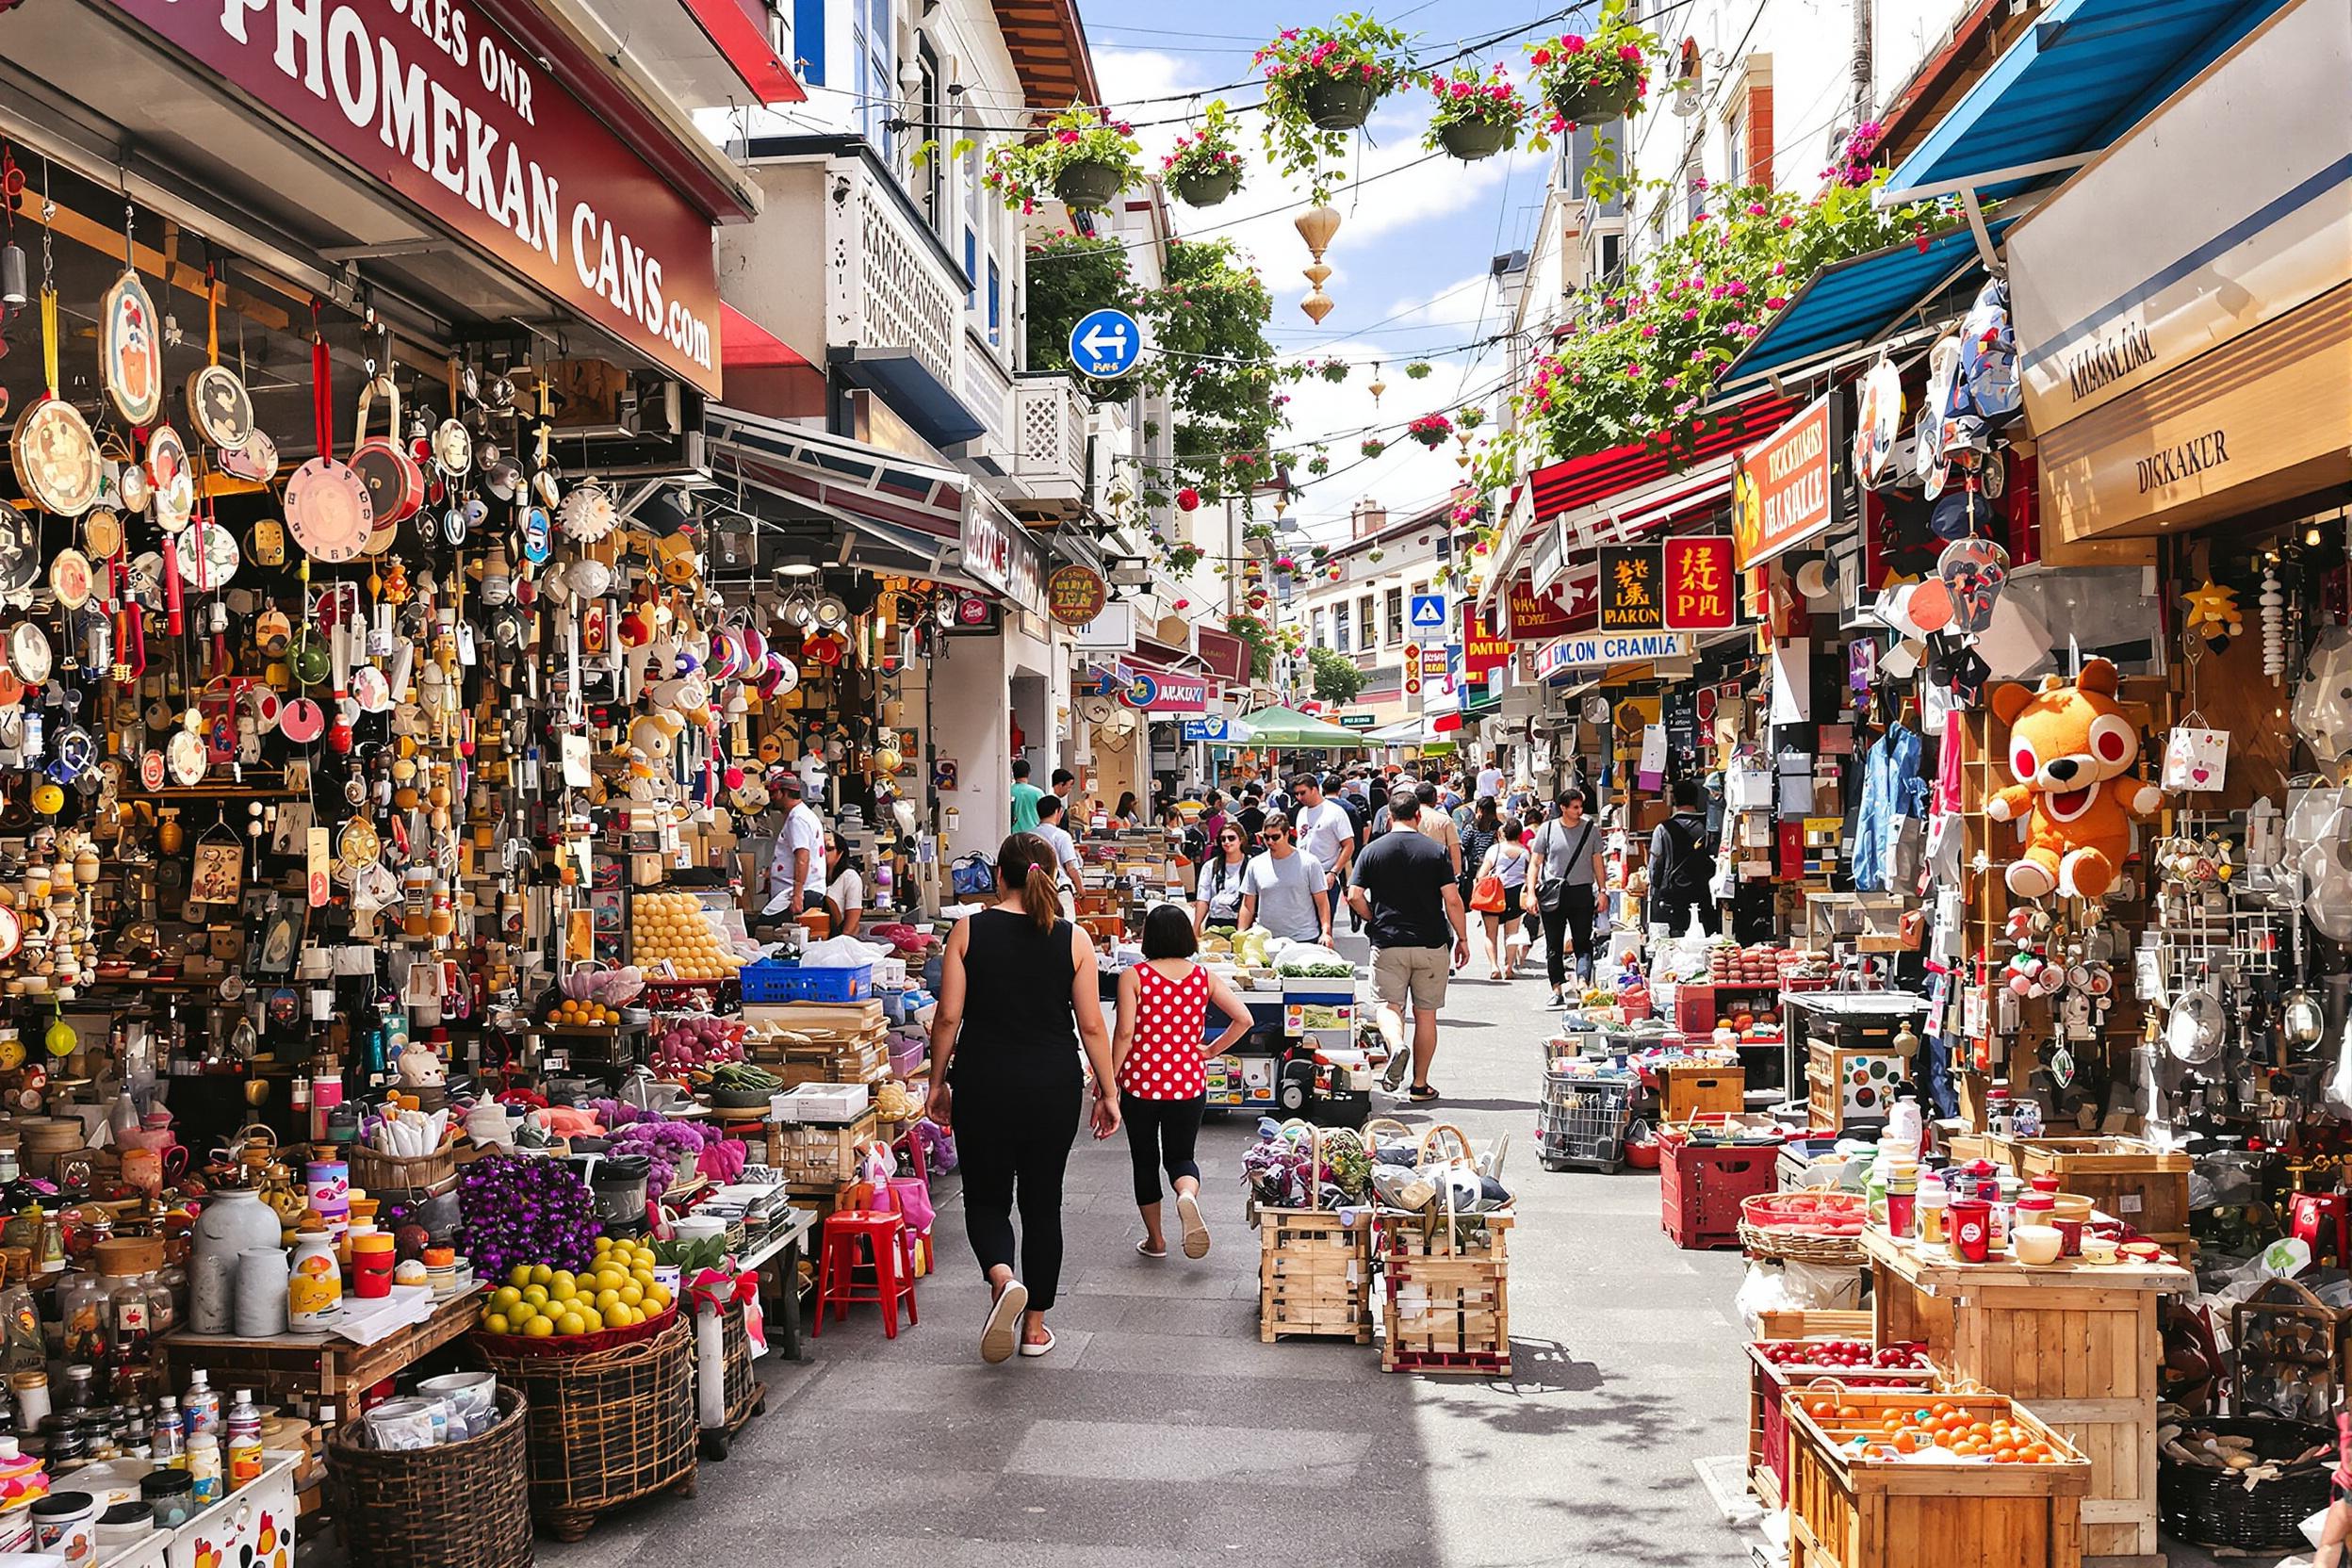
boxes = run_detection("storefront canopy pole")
[1876,153,2096,207]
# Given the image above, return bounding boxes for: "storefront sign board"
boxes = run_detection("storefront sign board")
[1070,601,1135,651]
[1462,607,1510,678]
[1597,545,1664,632]
[1504,577,1583,641]
[1338,713,1377,729]
[1534,631,1692,680]
[959,501,1044,602]
[111,0,724,393]
[1045,564,1109,627]
[1661,535,1738,630]
[1196,628,1250,685]
[1731,395,1837,568]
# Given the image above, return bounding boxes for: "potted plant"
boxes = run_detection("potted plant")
[984,104,1142,212]
[1360,438,1388,458]
[1526,0,1659,130]
[1255,15,1418,199]
[1163,101,1246,207]
[1403,361,1432,380]
[1407,413,1453,449]
[1422,66,1528,162]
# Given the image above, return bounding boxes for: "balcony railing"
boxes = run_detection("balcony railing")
[1005,373,1092,511]
[827,154,963,393]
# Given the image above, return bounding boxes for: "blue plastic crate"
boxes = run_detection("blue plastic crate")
[740,960,874,1003]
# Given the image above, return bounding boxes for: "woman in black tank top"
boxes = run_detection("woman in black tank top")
[929,833,1119,1364]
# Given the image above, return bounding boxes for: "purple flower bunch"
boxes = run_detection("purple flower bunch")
[456,1155,602,1280]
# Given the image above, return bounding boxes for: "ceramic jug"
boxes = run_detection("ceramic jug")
[188,1189,282,1334]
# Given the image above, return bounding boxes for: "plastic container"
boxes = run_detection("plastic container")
[738,959,873,1004]
[1950,1197,1991,1263]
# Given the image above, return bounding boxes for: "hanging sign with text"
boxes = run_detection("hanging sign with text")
[1462,607,1511,678]
[1597,545,1664,633]
[1661,535,1739,630]
[1732,393,1838,568]
[1044,564,1109,627]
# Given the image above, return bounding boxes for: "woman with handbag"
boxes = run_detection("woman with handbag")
[1473,820,1532,979]
[1457,798,1501,965]
[1112,906,1254,1259]
[928,833,1120,1364]
[1191,821,1252,935]
[1530,788,1605,1008]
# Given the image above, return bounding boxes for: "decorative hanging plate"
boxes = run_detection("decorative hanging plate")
[284,458,374,564]
[277,697,324,743]
[431,419,472,477]
[216,429,278,484]
[559,482,616,543]
[0,906,22,961]
[82,510,122,562]
[138,750,166,790]
[113,457,151,514]
[146,428,195,533]
[244,515,285,567]
[0,504,36,600]
[8,625,51,686]
[1854,358,1902,486]
[336,818,381,876]
[519,505,553,564]
[11,399,102,516]
[166,727,206,786]
[99,271,165,427]
[123,553,166,611]
[48,549,92,612]
[351,663,392,713]
[175,521,240,587]
[186,365,255,450]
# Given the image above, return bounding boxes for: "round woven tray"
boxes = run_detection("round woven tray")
[1738,1221,1867,1266]
[329,1387,531,1568]
[2159,1414,2334,1553]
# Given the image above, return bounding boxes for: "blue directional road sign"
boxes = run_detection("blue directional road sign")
[1069,308,1143,380]
[1408,594,1450,634]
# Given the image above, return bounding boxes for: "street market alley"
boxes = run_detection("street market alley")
[542,971,1760,1568]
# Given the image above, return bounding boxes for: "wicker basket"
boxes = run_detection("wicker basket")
[688,1297,767,1460]
[1738,1192,1869,1266]
[328,1388,531,1568]
[476,1315,697,1541]
[350,1141,460,1197]
[2159,1414,2336,1553]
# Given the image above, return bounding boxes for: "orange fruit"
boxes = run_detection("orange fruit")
[1893,1431,1919,1454]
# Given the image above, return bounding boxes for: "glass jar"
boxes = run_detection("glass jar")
[139,1467,195,1527]
[56,1273,106,1367]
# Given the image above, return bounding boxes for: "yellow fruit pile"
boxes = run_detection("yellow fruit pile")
[478,1238,676,1338]
[633,891,743,982]
[550,998,620,1027]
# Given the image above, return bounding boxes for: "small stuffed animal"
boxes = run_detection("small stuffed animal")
[1985,658,2163,900]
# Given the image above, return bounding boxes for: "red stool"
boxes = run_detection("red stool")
[2290,1192,2350,1268]
[812,1199,918,1337]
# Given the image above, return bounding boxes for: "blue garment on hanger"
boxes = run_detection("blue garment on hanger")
[1850,725,1926,891]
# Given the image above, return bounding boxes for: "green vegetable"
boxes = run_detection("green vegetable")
[1277,961,1356,978]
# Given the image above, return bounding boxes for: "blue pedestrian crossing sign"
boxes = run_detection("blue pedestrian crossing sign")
[1069,309,1143,380]
[1409,594,1449,633]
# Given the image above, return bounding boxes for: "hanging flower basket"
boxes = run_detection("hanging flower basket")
[1424,66,1528,163]
[984,104,1142,214]
[1547,77,1642,128]
[1299,74,1380,130]
[1254,18,1420,202]
[1164,101,1247,208]
[1526,1,1659,132]
[1173,168,1240,207]
[1053,159,1128,208]
[1407,414,1453,449]
[1440,120,1512,161]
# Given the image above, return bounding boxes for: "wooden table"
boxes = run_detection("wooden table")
[737,1206,816,1363]
[1866,1229,2192,1568]
[157,1283,485,1415]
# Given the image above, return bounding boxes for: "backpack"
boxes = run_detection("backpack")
[1335,793,1369,849]
[1660,815,1715,899]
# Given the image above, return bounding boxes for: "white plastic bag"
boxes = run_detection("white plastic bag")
[802,936,892,968]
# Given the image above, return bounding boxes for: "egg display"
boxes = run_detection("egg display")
[632,891,744,981]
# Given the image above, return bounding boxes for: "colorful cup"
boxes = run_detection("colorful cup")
[1949,1198,1991,1263]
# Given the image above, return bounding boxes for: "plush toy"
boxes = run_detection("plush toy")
[1985,658,2163,900]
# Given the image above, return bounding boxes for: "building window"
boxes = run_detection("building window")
[1358,596,1376,649]
[964,229,977,309]
[1723,101,1746,189]
[1384,587,1404,645]
[1311,609,1327,649]
[916,43,943,228]
[1334,611,1350,655]
[987,258,1001,345]
[853,0,894,156]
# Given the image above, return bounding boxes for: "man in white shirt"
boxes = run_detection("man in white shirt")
[762,775,828,916]
[1290,773,1355,910]
[1476,760,1505,801]
[1033,792,1084,890]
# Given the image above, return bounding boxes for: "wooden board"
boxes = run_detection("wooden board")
[1258,1208,1372,1344]
[1379,1212,1511,1374]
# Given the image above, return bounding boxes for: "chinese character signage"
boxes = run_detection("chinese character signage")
[1045,564,1109,627]
[1662,535,1738,630]
[1732,393,1838,568]
[1503,579,1585,641]
[1462,607,1510,678]
[1597,546,1663,632]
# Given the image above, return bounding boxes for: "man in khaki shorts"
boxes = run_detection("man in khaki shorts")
[1348,788,1470,1104]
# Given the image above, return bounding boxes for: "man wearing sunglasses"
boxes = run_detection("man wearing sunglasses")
[1236,811,1332,946]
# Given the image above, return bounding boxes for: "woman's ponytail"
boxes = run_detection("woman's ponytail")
[1022,860,1059,931]
[994,832,1062,932]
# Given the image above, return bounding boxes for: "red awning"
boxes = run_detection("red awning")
[1527,391,1794,523]
[722,304,813,370]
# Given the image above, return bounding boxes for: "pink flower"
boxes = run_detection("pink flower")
[1779,215,1796,229]
[1662,376,1680,388]
[1618,43,1642,62]
[1681,308,1698,321]
[1529,47,1552,65]
[1056,129,1080,144]
[1771,261,1787,275]
[1764,296,1787,311]
[1116,122,1134,135]
[1747,202,1768,217]
[1692,176,1708,191]
[1639,325,1656,338]
[1561,34,1585,53]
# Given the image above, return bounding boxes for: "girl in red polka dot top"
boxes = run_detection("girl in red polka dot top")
[1112,905,1256,1259]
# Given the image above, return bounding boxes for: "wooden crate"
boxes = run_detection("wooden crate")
[1746,1342,1942,1509]
[1807,1039,1903,1134]
[1257,1207,1372,1344]
[1756,1309,1876,1342]
[1379,1211,1511,1375]
[2006,1138,2192,1250]
[1785,1388,2091,1568]
[1657,1061,1747,1123]
[767,1108,883,1185]
[1867,1228,2191,1565]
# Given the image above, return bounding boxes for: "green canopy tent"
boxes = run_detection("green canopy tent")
[1234,706,1373,747]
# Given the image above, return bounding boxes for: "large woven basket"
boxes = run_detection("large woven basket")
[328,1388,531,1568]
[2159,1415,2335,1552]
[477,1315,697,1541]
[349,1141,460,1197]
[1739,1192,1868,1266]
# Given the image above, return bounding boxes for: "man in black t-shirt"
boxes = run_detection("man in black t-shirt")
[1649,778,1722,939]
[1233,786,1266,847]
[1350,788,1469,1103]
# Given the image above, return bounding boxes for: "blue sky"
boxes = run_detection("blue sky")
[1081,2,1575,544]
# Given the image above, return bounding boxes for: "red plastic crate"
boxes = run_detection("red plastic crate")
[1659,1136,1780,1250]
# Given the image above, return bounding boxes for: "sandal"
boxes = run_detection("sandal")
[982,1279,1028,1364]
[1408,1084,1441,1103]
[1019,1326,1056,1359]
[1135,1238,1168,1259]
[1177,1191,1211,1259]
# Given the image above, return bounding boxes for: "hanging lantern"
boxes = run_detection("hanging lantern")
[1456,431,1474,469]
[1367,362,1386,405]
[1296,205,1340,324]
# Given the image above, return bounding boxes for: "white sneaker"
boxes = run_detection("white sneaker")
[1543,991,1568,1010]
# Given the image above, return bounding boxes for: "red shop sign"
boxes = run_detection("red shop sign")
[116,0,723,394]
[1661,535,1739,630]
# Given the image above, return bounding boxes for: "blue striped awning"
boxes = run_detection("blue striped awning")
[1886,0,2293,197]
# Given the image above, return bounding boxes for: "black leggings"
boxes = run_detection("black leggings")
[1541,884,1599,988]
[953,1062,1082,1312]
[1120,1092,1205,1206]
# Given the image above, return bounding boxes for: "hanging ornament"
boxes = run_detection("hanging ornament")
[2181,580,2243,649]
[2262,564,2287,684]
[1455,431,1474,469]
[1295,205,1340,324]
[1366,362,1386,406]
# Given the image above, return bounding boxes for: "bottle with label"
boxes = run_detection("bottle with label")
[225,1390,264,1489]
[286,1222,342,1329]
[181,1370,220,1444]
[106,1270,155,1404]
[188,1427,222,1506]
[151,1396,185,1467]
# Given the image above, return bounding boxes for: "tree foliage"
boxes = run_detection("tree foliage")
[1307,645,1367,705]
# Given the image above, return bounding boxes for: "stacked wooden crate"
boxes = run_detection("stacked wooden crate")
[767,1107,883,1189]
[1379,1211,1512,1375]
[1257,1207,1372,1344]
[746,1000,890,1086]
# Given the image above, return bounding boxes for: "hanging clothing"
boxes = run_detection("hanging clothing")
[1850,725,1928,892]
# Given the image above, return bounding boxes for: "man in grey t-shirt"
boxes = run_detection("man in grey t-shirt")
[1236,811,1331,943]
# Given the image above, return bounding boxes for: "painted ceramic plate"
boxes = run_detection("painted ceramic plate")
[217,428,278,483]
[559,483,615,543]
[0,504,36,598]
[277,697,324,743]
[186,364,255,450]
[167,727,207,786]
[48,549,92,611]
[11,399,102,516]
[83,510,123,562]
[8,624,50,685]
[100,271,164,427]
[284,458,375,564]
[176,521,240,587]
[147,427,196,533]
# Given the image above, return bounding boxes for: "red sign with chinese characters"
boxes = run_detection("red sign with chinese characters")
[1503,578,1584,641]
[1662,536,1739,630]
[1463,606,1510,678]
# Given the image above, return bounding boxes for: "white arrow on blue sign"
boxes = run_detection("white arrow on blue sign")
[1069,308,1143,380]
[1409,594,1449,631]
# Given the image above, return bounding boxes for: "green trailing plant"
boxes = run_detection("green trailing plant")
[1253,15,1420,203]
[1023,231,1137,400]
[1163,101,1247,204]
[1403,361,1432,380]
[1525,1,1659,130]
[1421,65,1533,159]
[1318,360,1351,384]
[985,104,1142,213]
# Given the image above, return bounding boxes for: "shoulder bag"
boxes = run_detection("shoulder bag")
[1534,821,1593,916]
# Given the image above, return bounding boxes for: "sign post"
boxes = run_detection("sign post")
[1408,594,1450,636]
[1068,310,1144,380]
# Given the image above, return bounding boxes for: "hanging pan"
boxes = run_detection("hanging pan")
[2165,982,2228,1066]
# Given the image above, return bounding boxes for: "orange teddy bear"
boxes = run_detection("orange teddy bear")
[1984,658,2163,900]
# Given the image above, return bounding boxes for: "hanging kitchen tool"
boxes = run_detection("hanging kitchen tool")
[349,368,424,528]
[2167,972,2229,1066]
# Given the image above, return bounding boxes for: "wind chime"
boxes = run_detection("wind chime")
[1296,205,1339,324]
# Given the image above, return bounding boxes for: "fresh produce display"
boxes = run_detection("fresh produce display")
[550,998,622,1027]
[480,1235,677,1337]
[606,1119,749,1198]
[456,1155,603,1281]
[1757,1339,1931,1371]
[702,1062,780,1099]
[1814,1399,2070,1464]
[632,890,745,980]
[652,1017,746,1072]
[1740,1191,1869,1236]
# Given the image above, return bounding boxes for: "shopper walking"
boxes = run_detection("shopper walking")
[1650,779,1722,939]
[927,834,1119,1364]
[1290,774,1356,911]
[1112,906,1254,1260]
[1235,811,1332,945]
[1355,789,1470,1104]
[1417,781,1465,877]
[1192,821,1252,933]
[1530,788,1606,1007]
[1458,797,1500,923]
[1009,760,1043,834]
[1476,820,1532,979]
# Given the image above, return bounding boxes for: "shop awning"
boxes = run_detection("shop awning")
[1884,0,2290,199]
[830,348,989,449]
[1527,391,1795,525]
[1716,219,2016,394]
[707,404,967,536]
[721,305,813,371]
[1234,707,1372,747]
